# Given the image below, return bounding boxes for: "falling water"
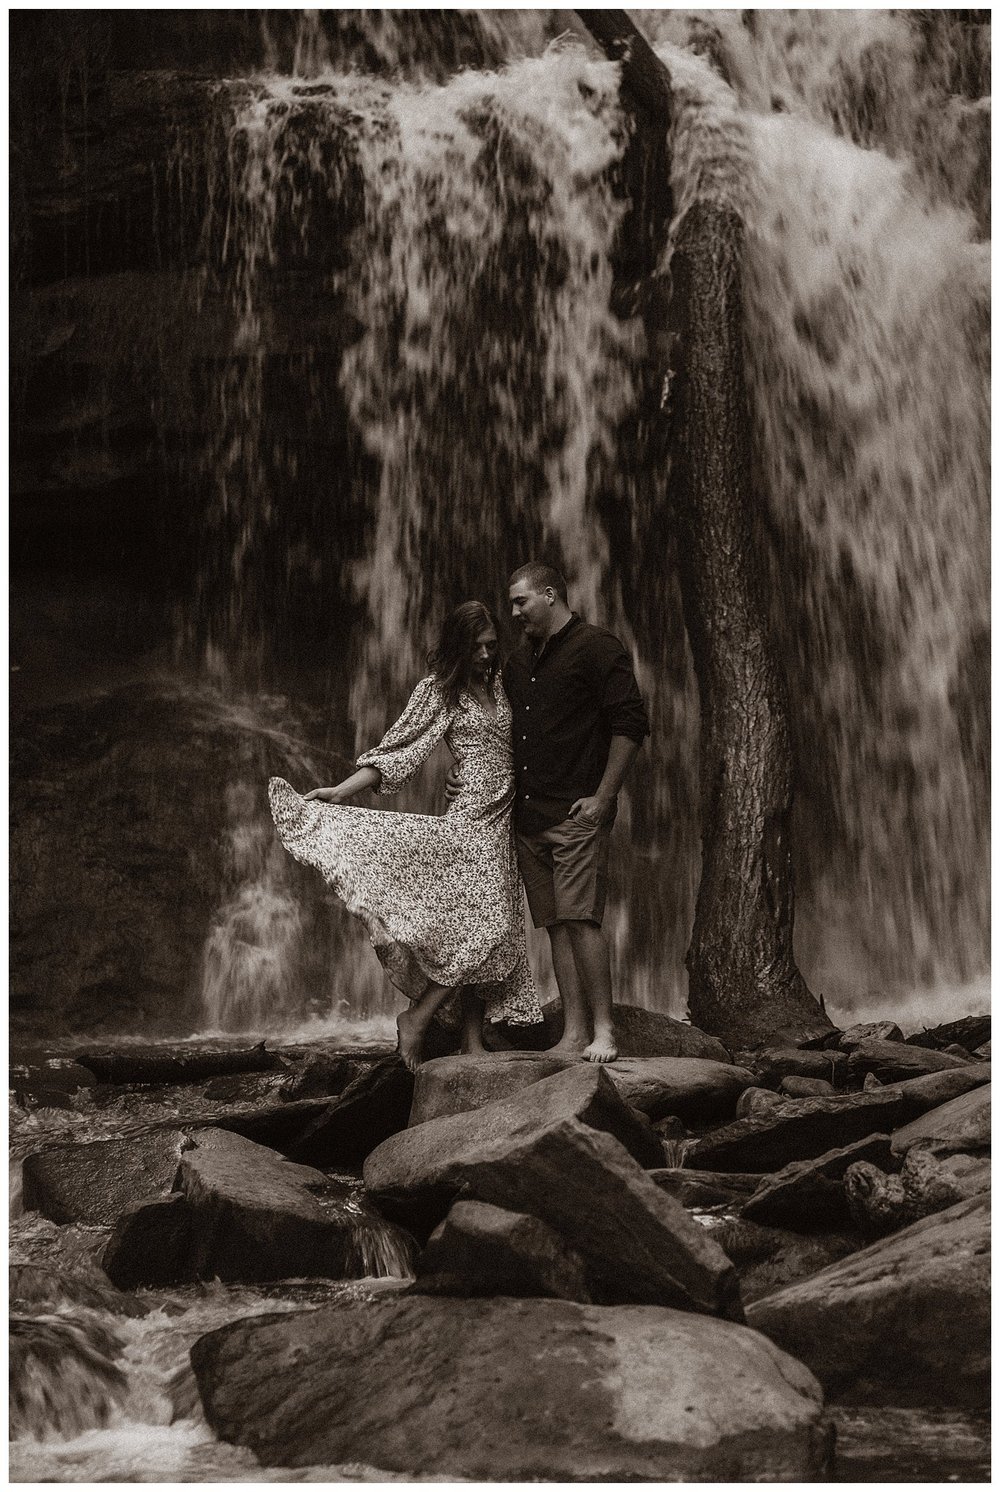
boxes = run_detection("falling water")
[170,10,987,1031]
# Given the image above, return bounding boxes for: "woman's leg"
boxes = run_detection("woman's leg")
[396,982,452,1074]
[460,989,486,1055]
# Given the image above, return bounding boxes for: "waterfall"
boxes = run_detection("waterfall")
[159,10,988,1031]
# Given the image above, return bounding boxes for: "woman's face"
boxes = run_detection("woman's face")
[471,624,498,679]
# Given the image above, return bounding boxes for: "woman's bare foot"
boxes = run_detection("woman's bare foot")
[396,1007,425,1074]
[583,1029,618,1064]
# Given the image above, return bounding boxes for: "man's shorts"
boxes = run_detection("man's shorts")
[516,809,616,929]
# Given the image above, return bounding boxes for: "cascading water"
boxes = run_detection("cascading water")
[170,9,986,1033]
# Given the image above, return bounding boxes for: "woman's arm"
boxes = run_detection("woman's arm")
[304,765,381,804]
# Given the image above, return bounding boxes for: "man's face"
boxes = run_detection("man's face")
[509,580,551,640]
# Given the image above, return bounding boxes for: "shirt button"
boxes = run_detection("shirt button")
[525,705,530,711]
[521,765,527,771]
[524,794,530,800]
[530,677,536,683]
[521,734,526,740]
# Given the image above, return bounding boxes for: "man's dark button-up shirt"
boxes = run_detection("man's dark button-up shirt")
[503,614,650,835]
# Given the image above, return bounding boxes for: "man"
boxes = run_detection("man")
[451,562,649,1061]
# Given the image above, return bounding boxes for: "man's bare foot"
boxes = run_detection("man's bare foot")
[549,1033,590,1057]
[583,1031,618,1063]
[396,1007,425,1074]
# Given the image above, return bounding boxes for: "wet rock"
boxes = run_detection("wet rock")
[276,1051,357,1101]
[650,1168,764,1210]
[890,1083,990,1158]
[838,1021,904,1049]
[21,1128,187,1225]
[74,1041,278,1086]
[758,1018,837,1051]
[409,1051,572,1125]
[101,1193,198,1290]
[515,1000,732,1062]
[844,1145,990,1237]
[742,1135,894,1230]
[905,1015,990,1053]
[973,1040,990,1060]
[779,1075,836,1098]
[201,1070,291,1104]
[191,1294,831,1479]
[896,1063,990,1112]
[846,1039,971,1083]
[688,1090,915,1173]
[754,1048,846,1087]
[175,1128,355,1282]
[365,1065,662,1224]
[747,1194,990,1408]
[289,1056,414,1169]
[9,1055,97,1107]
[10,1313,129,1441]
[736,1085,786,1119]
[411,1052,753,1128]
[10,1262,149,1318]
[414,1200,593,1301]
[713,1217,860,1305]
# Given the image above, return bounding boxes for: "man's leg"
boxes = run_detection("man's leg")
[546,921,591,1054]
[565,920,617,1062]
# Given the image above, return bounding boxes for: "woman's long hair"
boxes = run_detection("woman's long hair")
[427,601,502,709]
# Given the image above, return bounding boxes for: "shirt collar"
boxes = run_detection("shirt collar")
[533,612,580,662]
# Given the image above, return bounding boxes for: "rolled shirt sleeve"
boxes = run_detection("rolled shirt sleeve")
[599,641,651,744]
[356,676,454,795]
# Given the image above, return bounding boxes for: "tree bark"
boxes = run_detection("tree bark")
[577,10,832,1049]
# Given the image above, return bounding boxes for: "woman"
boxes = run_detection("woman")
[269,601,542,1071]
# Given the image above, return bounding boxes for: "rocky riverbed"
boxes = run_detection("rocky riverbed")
[9,1004,991,1481]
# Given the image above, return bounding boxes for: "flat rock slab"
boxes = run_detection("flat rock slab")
[688,1090,915,1173]
[846,1039,972,1082]
[838,1022,904,1048]
[191,1294,831,1480]
[747,1194,990,1408]
[410,1052,753,1128]
[890,1083,991,1158]
[21,1129,187,1226]
[414,1199,592,1301]
[516,1001,732,1062]
[896,1065,990,1112]
[742,1135,894,1230]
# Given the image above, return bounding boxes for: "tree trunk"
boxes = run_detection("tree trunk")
[577,10,832,1049]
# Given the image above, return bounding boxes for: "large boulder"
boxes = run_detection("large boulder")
[747,1194,989,1407]
[905,1014,989,1052]
[71,1041,277,1086]
[512,1001,732,1062]
[838,1022,904,1048]
[414,1200,593,1301]
[289,1057,415,1168]
[741,1135,894,1231]
[369,1082,738,1317]
[846,1040,972,1083]
[21,1129,187,1225]
[890,1083,990,1158]
[688,1090,916,1173]
[410,1052,753,1128]
[365,1064,662,1227]
[173,1128,359,1281]
[895,1064,990,1112]
[101,1193,199,1289]
[191,1294,832,1480]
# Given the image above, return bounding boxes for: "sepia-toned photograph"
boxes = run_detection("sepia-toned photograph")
[9,6,989,1482]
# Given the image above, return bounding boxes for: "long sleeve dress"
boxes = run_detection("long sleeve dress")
[268,676,541,1026]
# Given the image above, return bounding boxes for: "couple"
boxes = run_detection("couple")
[269,562,649,1072]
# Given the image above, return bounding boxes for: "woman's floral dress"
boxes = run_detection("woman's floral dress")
[268,676,541,1026]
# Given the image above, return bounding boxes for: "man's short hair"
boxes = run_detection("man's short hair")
[509,562,568,603]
